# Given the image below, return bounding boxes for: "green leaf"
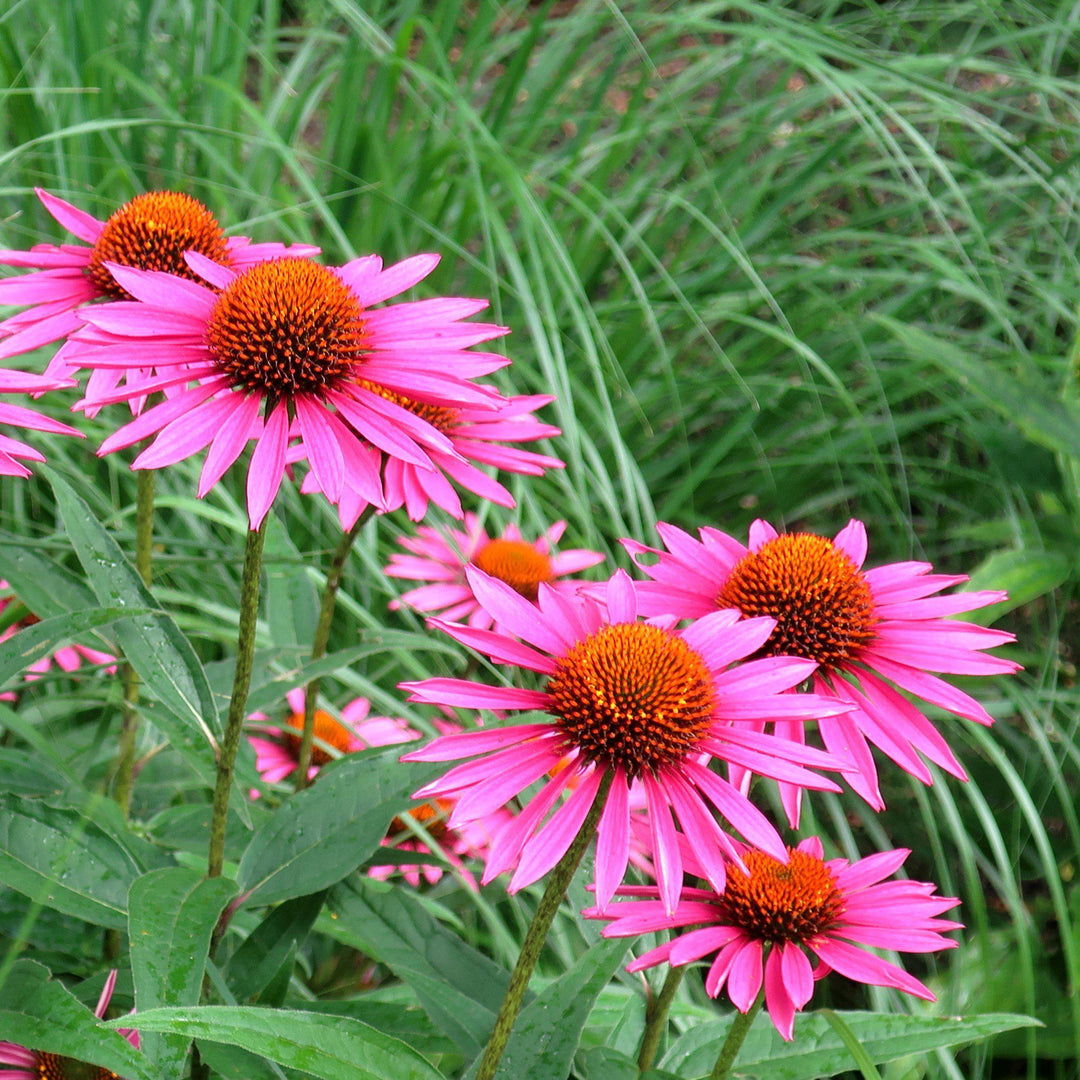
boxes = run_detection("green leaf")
[194,1042,287,1080]
[236,747,436,906]
[327,877,513,1056]
[0,534,97,616]
[0,795,146,929]
[576,1045,638,1080]
[128,868,239,1079]
[658,1010,1042,1079]
[107,1005,445,1080]
[49,471,220,776]
[879,316,1080,460]
[963,548,1071,623]
[463,938,628,1080]
[0,748,70,797]
[0,606,145,688]
[225,890,327,1003]
[0,960,154,1080]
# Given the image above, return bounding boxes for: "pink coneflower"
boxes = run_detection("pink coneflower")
[625,519,1018,819]
[69,253,510,528]
[386,514,604,627]
[0,969,139,1077]
[589,836,960,1041]
[0,369,81,476]
[400,569,853,913]
[247,690,508,888]
[0,188,317,369]
[0,580,117,701]
[305,392,565,527]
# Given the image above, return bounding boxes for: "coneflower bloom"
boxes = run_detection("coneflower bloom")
[0,969,139,1077]
[0,188,317,373]
[625,519,1018,819]
[305,392,565,527]
[589,836,960,1040]
[386,514,604,627]
[0,369,81,476]
[400,569,852,913]
[247,690,508,888]
[70,252,510,528]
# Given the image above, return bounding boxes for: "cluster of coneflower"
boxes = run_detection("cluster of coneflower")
[0,188,1017,1080]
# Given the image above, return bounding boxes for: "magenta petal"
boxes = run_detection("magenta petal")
[400,723,553,762]
[400,677,550,711]
[296,397,345,502]
[683,760,786,861]
[594,768,631,909]
[705,938,747,997]
[463,566,570,654]
[605,570,638,624]
[780,942,815,1007]
[198,392,261,496]
[727,938,764,1012]
[765,946,798,1040]
[642,772,682,915]
[483,772,572,883]
[37,188,104,243]
[426,618,558,674]
[810,936,934,1000]
[833,519,868,569]
[246,400,288,528]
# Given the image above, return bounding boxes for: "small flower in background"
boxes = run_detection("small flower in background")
[625,518,1019,820]
[0,369,82,476]
[247,690,509,889]
[0,580,117,701]
[588,837,961,1041]
[72,254,511,529]
[385,514,604,627]
[0,969,139,1078]
[0,188,318,381]
[401,569,852,913]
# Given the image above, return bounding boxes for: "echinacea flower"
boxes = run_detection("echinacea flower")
[247,689,509,888]
[0,580,117,701]
[70,253,510,528]
[0,188,317,378]
[0,969,139,1078]
[0,369,81,476]
[625,519,1019,819]
[589,836,960,1040]
[386,514,604,627]
[305,392,566,526]
[400,569,853,912]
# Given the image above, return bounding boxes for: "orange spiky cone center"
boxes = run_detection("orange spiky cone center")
[472,538,554,601]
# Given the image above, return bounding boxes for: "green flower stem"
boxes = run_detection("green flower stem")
[207,519,267,879]
[637,965,685,1073]
[114,466,154,819]
[475,771,613,1080]
[294,505,374,790]
[709,985,766,1080]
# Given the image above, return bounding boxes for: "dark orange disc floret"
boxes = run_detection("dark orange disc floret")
[472,539,554,601]
[355,378,460,434]
[86,191,231,299]
[284,708,354,767]
[718,848,845,944]
[206,259,366,397]
[716,533,877,669]
[388,797,455,841]
[547,623,716,777]
[36,1052,119,1080]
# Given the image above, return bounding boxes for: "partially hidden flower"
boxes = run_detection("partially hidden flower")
[70,253,511,528]
[246,690,509,889]
[625,518,1019,820]
[400,569,853,913]
[0,369,82,476]
[0,969,139,1078]
[0,580,117,700]
[304,392,566,526]
[386,513,604,627]
[0,188,317,392]
[588,836,960,1040]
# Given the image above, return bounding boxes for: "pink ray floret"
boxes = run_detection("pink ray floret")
[624,517,1019,821]
[0,368,82,476]
[588,835,961,1040]
[400,568,854,912]
[386,513,604,628]
[69,251,512,528]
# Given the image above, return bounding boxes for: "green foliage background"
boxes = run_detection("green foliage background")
[0,1,1076,1077]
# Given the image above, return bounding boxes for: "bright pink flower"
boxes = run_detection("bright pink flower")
[0,969,139,1077]
[70,253,510,528]
[247,690,509,889]
[625,519,1019,820]
[0,369,81,476]
[0,189,317,388]
[305,392,565,526]
[400,569,852,913]
[589,836,960,1041]
[386,513,604,627]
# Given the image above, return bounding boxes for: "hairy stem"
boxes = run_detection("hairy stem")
[475,772,613,1080]
[208,520,267,879]
[294,507,373,789]
[637,965,685,1073]
[709,985,766,1080]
